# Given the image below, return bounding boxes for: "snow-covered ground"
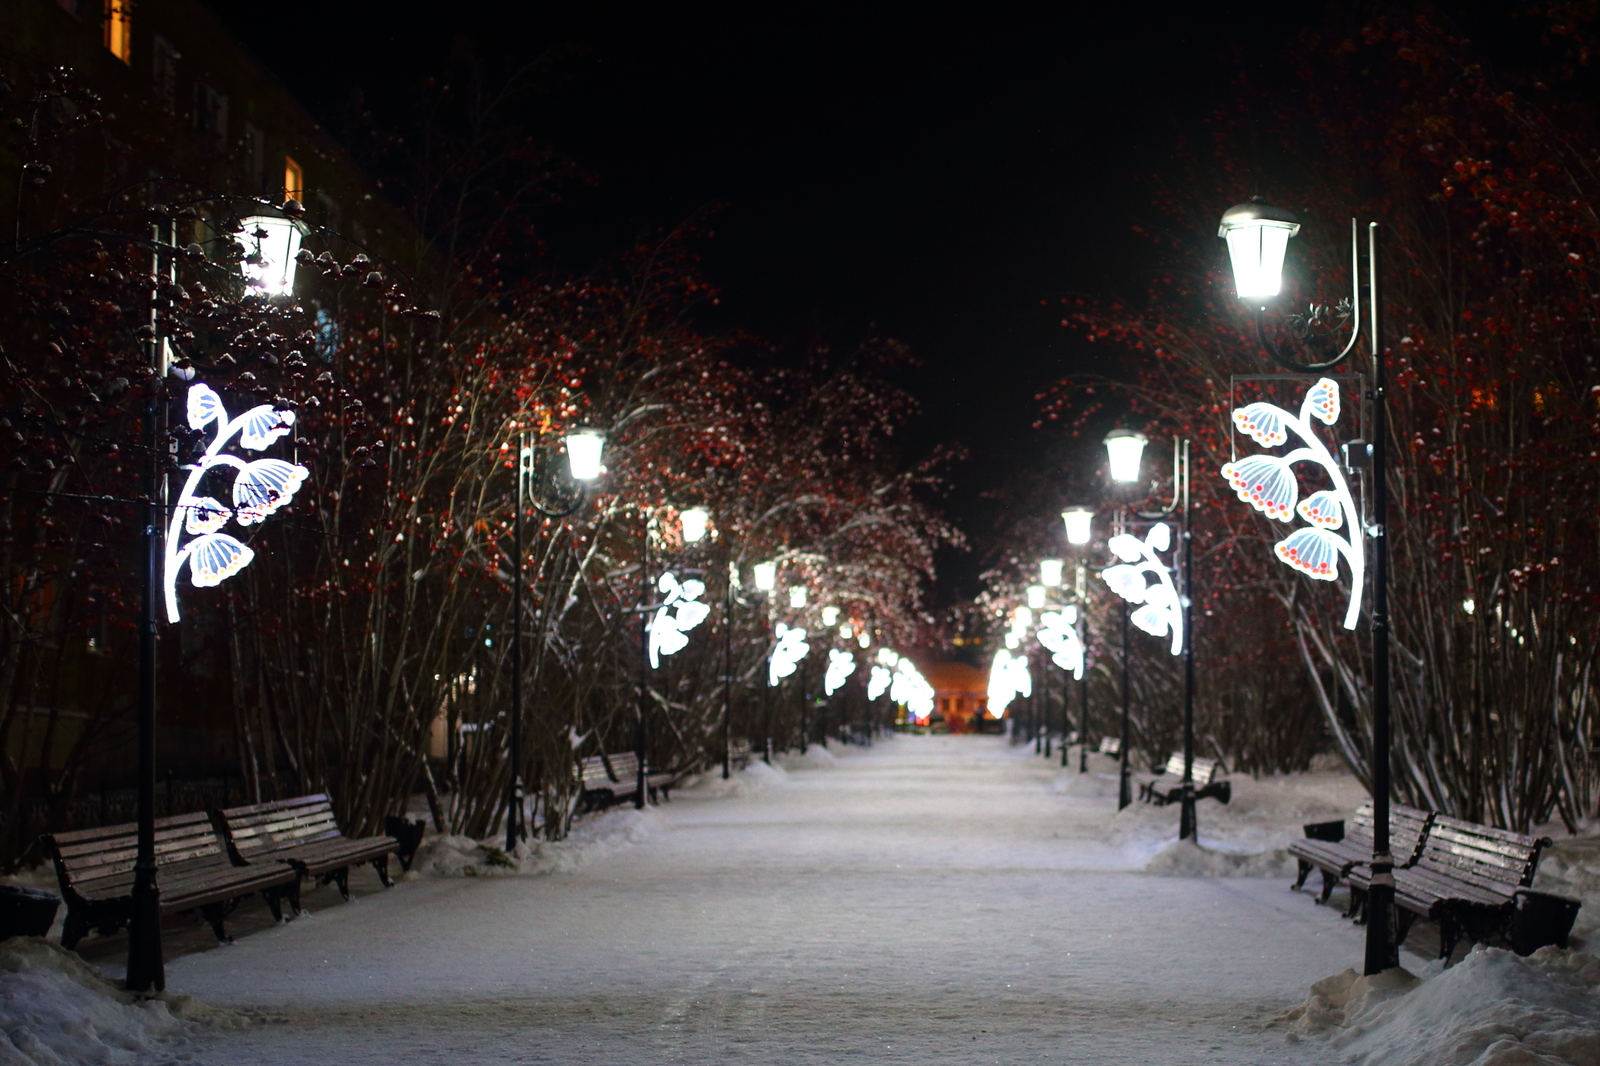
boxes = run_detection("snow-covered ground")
[15,735,1600,1065]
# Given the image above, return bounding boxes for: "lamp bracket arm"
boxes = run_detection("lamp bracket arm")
[526,486,587,519]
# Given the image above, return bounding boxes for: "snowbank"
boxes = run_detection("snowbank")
[0,937,244,1064]
[776,745,840,770]
[1283,946,1600,1066]
[1143,838,1297,878]
[677,758,788,799]
[407,806,668,878]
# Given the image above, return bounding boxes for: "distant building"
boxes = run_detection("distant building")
[920,661,988,733]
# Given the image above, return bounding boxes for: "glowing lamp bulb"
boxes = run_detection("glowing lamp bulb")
[564,427,606,481]
[1039,559,1063,587]
[1062,507,1094,545]
[753,562,777,591]
[1218,198,1301,299]
[680,507,709,543]
[1104,429,1148,483]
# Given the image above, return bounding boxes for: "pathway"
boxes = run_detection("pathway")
[174,735,1369,1065]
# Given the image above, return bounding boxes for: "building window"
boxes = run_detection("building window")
[152,36,179,110]
[104,0,131,64]
[284,155,304,204]
[196,83,228,149]
[243,123,266,194]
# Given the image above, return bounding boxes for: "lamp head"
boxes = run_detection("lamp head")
[788,585,807,609]
[235,210,308,295]
[1218,197,1301,300]
[1103,429,1149,483]
[1061,507,1094,545]
[821,605,839,627]
[564,426,606,481]
[679,507,709,543]
[1039,558,1063,587]
[753,561,777,592]
[1026,585,1046,610]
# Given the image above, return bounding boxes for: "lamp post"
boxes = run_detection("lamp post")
[508,426,604,850]
[1218,200,1396,975]
[1103,430,1193,835]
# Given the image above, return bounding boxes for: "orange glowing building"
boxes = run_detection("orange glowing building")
[920,661,989,733]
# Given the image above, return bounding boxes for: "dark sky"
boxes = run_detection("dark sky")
[204,2,1311,604]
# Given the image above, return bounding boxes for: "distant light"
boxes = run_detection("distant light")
[680,507,709,543]
[1026,585,1046,610]
[788,585,807,609]
[1462,598,1475,616]
[1013,605,1033,629]
[1104,429,1148,483]
[1218,198,1301,299]
[754,562,777,591]
[821,605,839,627]
[839,624,853,640]
[1062,507,1094,546]
[565,427,606,481]
[857,629,871,649]
[236,213,307,295]
[1040,558,1063,587]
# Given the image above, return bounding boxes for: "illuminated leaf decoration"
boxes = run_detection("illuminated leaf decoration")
[233,459,309,525]
[867,664,892,701]
[187,533,254,587]
[769,623,810,686]
[824,648,856,696]
[1221,455,1298,522]
[184,496,232,535]
[1275,528,1343,581]
[648,572,711,669]
[1101,563,1147,603]
[1146,523,1171,553]
[1130,603,1172,639]
[187,383,224,429]
[1297,490,1343,530]
[1233,402,1289,447]
[1106,533,1145,564]
[1305,377,1340,425]
[1140,581,1178,610]
[236,405,297,451]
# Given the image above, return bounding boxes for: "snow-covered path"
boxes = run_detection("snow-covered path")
[173,735,1365,1065]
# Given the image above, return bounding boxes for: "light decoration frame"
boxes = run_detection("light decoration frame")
[769,622,809,687]
[1219,376,1363,631]
[1100,523,1183,656]
[164,383,308,623]
[647,571,711,669]
[1036,605,1085,680]
[824,648,857,696]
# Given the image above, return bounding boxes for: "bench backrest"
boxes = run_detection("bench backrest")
[1161,753,1224,785]
[1098,736,1120,756]
[217,794,344,861]
[578,753,640,789]
[1419,814,1550,890]
[729,738,751,760]
[1347,802,1433,864]
[48,809,227,896]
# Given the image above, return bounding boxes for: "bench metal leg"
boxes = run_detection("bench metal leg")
[199,901,236,944]
[1292,859,1312,890]
[326,866,351,901]
[371,855,393,889]
[1345,887,1367,922]
[1317,870,1338,904]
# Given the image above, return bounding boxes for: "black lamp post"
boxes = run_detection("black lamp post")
[1219,201,1396,974]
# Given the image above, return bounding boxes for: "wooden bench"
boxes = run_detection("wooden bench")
[1357,815,1553,960]
[1138,753,1231,806]
[577,752,680,812]
[1289,802,1432,907]
[46,810,300,949]
[728,738,752,771]
[1098,736,1121,758]
[215,794,400,901]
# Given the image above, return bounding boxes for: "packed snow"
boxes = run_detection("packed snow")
[11,734,1597,1065]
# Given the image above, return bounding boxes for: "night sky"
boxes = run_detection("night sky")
[205,2,1311,603]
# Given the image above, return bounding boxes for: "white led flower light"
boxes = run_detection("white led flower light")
[769,622,810,687]
[647,571,711,669]
[986,647,1033,716]
[891,658,936,720]
[824,648,856,696]
[1037,605,1084,679]
[164,383,308,622]
[867,664,892,701]
[1100,523,1183,656]
[1219,376,1363,630]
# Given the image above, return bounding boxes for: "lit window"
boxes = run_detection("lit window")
[104,0,132,64]
[284,156,304,204]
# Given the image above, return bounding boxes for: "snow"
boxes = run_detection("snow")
[1283,947,1600,1065]
[0,937,247,1064]
[22,734,1597,1064]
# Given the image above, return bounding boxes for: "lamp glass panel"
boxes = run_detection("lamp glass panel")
[236,216,304,295]
[788,585,807,609]
[1026,585,1047,609]
[564,429,605,481]
[1039,558,1063,587]
[680,507,709,543]
[753,562,777,591]
[821,605,839,627]
[1105,433,1148,483]
[1062,508,1094,545]
[1224,223,1294,299]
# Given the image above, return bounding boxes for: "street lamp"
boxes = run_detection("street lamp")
[1103,429,1149,484]
[1218,200,1396,976]
[1062,507,1094,546]
[1040,558,1063,588]
[680,507,709,544]
[753,561,777,592]
[235,207,307,296]
[507,425,606,847]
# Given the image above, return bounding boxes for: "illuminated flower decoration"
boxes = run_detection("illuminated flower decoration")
[824,648,857,696]
[1220,455,1297,522]
[165,383,309,623]
[891,658,936,719]
[648,572,711,669]
[986,648,1032,716]
[867,664,892,701]
[1218,376,1364,630]
[1275,528,1343,581]
[1099,523,1183,656]
[1037,607,1084,679]
[1233,403,1289,447]
[1297,490,1343,530]
[769,622,810,687]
